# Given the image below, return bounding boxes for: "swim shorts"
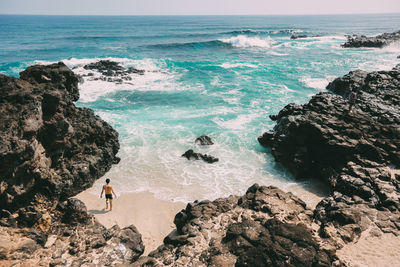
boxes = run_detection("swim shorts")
[105,194,113,199]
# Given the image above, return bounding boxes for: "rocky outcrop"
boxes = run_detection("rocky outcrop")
[290,35,322,40]
[342,30,400,48]
[82,60,144,83]
[0,62,120,214]
[135,184,336,266]
[181,149,219,163]
[0,198,144,266]
[0,63,144,265]
[291,34,309,39]
[195,135,214,146]
[258,65,400,246]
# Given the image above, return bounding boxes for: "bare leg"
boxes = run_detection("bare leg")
[349,104,353,113]
[106,199,109,210]
[110,199,113,211]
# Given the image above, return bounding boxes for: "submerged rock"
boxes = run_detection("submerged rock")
[83,60,144,79]
[290,34,322,39]
[342,30,400,48]
[195,135,214,145]
[181,149,219,163]
[291,34,309,39]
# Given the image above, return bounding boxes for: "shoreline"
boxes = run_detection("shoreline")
[76,190,186,255]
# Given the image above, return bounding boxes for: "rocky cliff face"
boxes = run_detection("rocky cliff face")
[258,65,400,247]
[0,62,120,215]
[0,63,144,265]
[342,30,400,48]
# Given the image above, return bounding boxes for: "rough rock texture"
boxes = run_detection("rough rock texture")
[195,135,214,146]
[181,149,219,164]
[0,62,120,213]
[258,65,400,246]
[0,198,144,266]
[0,63,144,265]
[134,184,336,266]
[82,60,144,83]
[342,30,400,48]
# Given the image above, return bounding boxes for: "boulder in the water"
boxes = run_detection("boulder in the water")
[195,135,214,145]
[181,149,218,164]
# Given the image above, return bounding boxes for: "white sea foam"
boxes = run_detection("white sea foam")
[281,35,347,50]
[213,113,258,130]
[267,51,289,56]
[36,57,186,102]
[220,35,276,48]
[282,85,295,92]
[220,63,259,69]
[300,76,336,90]
[382,41,400,53]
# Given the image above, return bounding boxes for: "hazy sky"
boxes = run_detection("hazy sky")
[1,0,399,15]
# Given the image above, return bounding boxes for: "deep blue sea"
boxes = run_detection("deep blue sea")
[1,14,400,204]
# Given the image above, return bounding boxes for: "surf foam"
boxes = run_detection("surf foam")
[220,35,276,48]
[36,57,186,103]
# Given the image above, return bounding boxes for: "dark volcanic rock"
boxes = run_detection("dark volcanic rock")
[0,220,144,265]
[195,135,214,145]
[258,65,400,244]
[181,149,219,163]
[0,62,120,214]
[291,34,309,39]
[83,60,144,79]
[0,63,144,265]
[290,34,322,40]
[84,60,124,73]
[224,218,331,266]
[135,184,336,266]
[342,30,400,48]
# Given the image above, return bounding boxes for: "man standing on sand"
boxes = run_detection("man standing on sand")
[100,178,117,211]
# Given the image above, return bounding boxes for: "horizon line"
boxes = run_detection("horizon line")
[1,12,400,16]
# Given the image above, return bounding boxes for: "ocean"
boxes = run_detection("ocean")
[1,14,400,204]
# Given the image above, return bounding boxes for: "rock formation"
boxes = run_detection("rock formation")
[258,65,400,248]
[0,62,120,214]
[342,30,400,48]
[195,135,214,146]
[82,60,144,83]
[135,184,336,266]
[290,35,322,40]
[0,63,144,265]
[181,149,219,164]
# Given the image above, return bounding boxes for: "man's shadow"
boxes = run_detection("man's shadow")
[88,209,108,214]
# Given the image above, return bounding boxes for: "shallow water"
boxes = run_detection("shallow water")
[1,14,400,205]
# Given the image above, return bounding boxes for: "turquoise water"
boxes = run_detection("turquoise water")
[1,14,400,203]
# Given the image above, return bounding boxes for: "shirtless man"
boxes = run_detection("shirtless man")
[348,89,357,113]
[100,178,117,211]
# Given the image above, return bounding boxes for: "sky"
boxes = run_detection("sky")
[0,0,399,15]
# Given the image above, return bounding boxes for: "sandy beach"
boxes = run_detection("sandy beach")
[76,190,186,255]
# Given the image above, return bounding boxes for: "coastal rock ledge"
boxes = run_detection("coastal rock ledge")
[258,65,400,264]
[0,63,144,266]
[342,30,400,48]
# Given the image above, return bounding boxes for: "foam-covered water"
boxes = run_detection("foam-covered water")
[1,14,400,205]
